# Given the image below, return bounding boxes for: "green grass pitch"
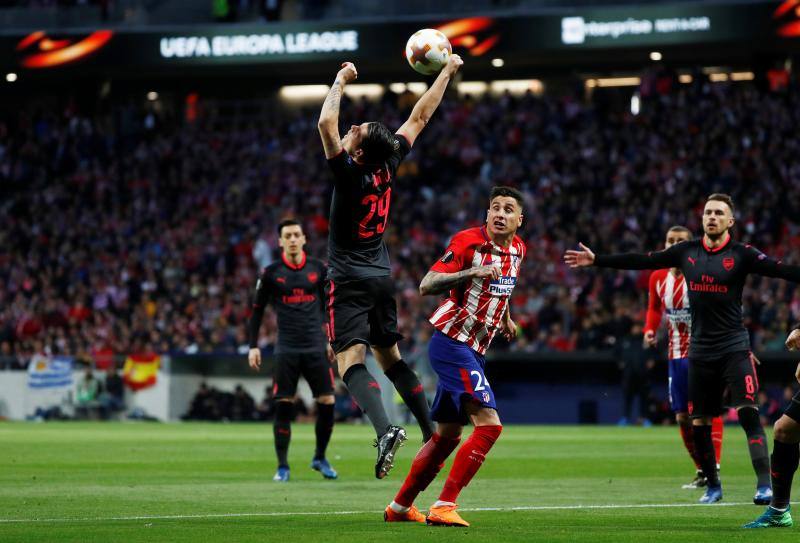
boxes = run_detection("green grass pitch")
[0,422,796,542]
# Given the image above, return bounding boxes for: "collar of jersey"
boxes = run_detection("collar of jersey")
[282,251,307,270]
[480,225,515,254]
[701,232,731,253]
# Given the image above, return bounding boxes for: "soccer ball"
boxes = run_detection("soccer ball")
[405,29,452,76]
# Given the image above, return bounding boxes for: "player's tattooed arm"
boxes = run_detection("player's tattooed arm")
[397,54,463,146]
[419,264,500,296]
[318,62,357,159]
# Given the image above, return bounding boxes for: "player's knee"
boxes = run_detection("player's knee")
[692,416,713,426]
[675,412,690,425]
[473,407,501,427]
[371,343,401,369]
[774,416,800,443]
[737,406,764,433]
[336,348,366,376]
[437,423,463,440]
[316,395,335,405]
[475,423,503,444]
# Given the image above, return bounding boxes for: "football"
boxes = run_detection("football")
[405,28,452,75]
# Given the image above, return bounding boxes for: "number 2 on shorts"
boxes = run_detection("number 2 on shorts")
[471,370,489,391]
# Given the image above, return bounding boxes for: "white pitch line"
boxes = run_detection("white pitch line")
[1,501,793,525]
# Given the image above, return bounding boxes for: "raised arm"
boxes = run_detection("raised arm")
[317,62,358,159]
[564,242,682,271]
[396,54,463,146]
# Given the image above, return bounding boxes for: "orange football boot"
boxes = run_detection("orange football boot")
[384,504,426,523]
[426,504,470,527]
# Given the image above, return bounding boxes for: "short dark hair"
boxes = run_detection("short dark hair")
[667,225,692,237]
[490,186,524,211]
[359,122,397,165]
[277,219,301,236]
[707,193,735,215]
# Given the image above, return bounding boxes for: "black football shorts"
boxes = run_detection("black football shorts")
[688,350,759,417]
[325,276,403,353]
[273,352,335,399]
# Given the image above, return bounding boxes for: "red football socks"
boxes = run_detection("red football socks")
[711,416,724,465]
[394,432,461,507]
[438,425,502,504]
[679,422,701,469]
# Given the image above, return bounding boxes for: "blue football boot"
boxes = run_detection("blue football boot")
[272,465,290,482]
[753,486,773,505]
[311,458,338,480]
[699,485,723,504]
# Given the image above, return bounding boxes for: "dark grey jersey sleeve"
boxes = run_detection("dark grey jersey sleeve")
[247,270,271,349]
[744,245,800,282]
[594,242,684,270]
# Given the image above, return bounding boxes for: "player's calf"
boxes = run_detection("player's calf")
[390,431,462,514]
[768,415,800,512]
[737,406,772,501]
[433,422,502,513]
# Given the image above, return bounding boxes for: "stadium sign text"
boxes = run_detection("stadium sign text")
[159,30,359,59]
[561,16,711,45]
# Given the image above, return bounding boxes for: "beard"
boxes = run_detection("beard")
[704,225,726,240]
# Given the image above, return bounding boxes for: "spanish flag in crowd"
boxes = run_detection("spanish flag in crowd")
[123,353,160,391]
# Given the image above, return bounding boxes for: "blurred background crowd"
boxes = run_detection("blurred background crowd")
[2,74,800,367]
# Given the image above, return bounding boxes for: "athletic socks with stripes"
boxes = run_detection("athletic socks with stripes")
[385,359,434,442]
[770,439,800,510]
[273,400,294,467]
[342,364,391,437]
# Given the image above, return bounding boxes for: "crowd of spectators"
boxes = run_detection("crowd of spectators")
[2,74,800,368]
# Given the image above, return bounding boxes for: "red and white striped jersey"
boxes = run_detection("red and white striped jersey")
[644,268,691,360]
[428,226,525,355]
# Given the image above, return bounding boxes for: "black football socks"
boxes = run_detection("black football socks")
[770,439,800,510]
[342,364,391,437]
[314,402,335,460]
[385,359,434,442]
[738,407,771,488]
[274,400,294,467]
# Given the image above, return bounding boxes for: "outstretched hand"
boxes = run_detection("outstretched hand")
[563,243,596,268]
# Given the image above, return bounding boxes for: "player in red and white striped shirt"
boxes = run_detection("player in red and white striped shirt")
[643,225,723,489]
[384,186,524,527]
[427,223,525,355]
